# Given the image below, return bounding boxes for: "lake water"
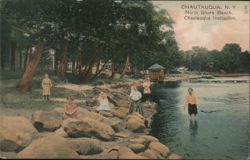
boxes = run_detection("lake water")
[151,76,249,160]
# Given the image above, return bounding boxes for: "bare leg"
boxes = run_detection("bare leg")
[191,114,196,122]
[189,114,192,121]
[128,101,134,114]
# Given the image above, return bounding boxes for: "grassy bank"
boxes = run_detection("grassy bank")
[0,71,85,118]
[0,71,134,119]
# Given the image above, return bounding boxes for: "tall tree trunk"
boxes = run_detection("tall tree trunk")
[58,41,69,76]
[23,46,30,69]
[94,59,100,75]
[120,54,130,78]
[10,41,16,71]
[17,41,44,91]
[54,48,59,75]
[75,50,81,75]
[76,56,81,75]
[91,60,108,80]
[0,40,5,70]
[72,60,76,74]
[19,50,22,69]
[81,56,97,81]
[110,58,116,78]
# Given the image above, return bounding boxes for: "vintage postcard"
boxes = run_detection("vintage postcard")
[0,0,249,159]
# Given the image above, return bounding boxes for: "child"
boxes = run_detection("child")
[184,88,198,122]
[63,96,79,120]
[129,81,144,116]
[42,73,52,101]
[96,92,110,111]
[142,77,151,102]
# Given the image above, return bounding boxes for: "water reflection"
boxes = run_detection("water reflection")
[151,78,249,160]
[189,120,198,137]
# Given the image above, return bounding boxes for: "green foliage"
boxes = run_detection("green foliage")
[183,44,250,73]
[1,0,181,79]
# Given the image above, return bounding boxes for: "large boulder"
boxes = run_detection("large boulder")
[126,112,145,132]
[148,141,170,157]
[114,131,130,138]
[110,107,129,119]
[129,135,159,146]
[107,148,119,159]
[17,135,79,159]
[168,153,182,160]
[118,146,147,159]
[62,119,95,138]
[68,138,103,155]
[62,118,115,141]
[82,117,115,141]
[128,143,145,153]
[31,110,63,132]
[98,111,114,117]
[0,116,39,152]
[139,149,164,159]
[0,151,17,159]
[139,135,159,143]
[78,107,100,119]
[54,127,67,137]
[130,138,146,144]
[97,116,124,132]
[116,99,130,108]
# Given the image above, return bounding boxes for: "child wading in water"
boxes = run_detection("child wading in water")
[63,96,79,120]
[184,88,198,122]
[42,73,52,101]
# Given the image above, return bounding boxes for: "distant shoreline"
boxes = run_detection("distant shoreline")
[212,73,249,77]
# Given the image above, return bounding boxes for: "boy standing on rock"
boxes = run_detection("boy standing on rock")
[129,81,144,116]
[41,73,52,101]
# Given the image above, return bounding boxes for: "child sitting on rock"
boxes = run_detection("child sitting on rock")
[96,92,110,112]
[63,96,79,120]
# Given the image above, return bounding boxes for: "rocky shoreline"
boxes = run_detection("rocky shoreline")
[0,82,182,159]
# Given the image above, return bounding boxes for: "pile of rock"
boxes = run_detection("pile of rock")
[107,134,181,159]
[0,83,182,159]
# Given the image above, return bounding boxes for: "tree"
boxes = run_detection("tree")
[1,0,182,86]
[221,43,242,72]
[17,41,44,90]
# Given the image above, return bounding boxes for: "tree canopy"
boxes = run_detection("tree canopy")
[182,44,250,73]
[1,0,181,82]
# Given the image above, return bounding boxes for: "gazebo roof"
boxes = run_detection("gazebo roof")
[148,64,165,70]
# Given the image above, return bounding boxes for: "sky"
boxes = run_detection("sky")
[152,1,249,51]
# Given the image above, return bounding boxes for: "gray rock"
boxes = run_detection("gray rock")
[17,135,79,159]
[68,138,103,155]
[0,116,39,152]
[128,143,145,153]
[31,110,63,132]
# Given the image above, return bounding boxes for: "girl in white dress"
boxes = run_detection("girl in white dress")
[96,92,110,111]
[128,81,143,116]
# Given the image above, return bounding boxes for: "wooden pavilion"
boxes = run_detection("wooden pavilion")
[148,64,165,82]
